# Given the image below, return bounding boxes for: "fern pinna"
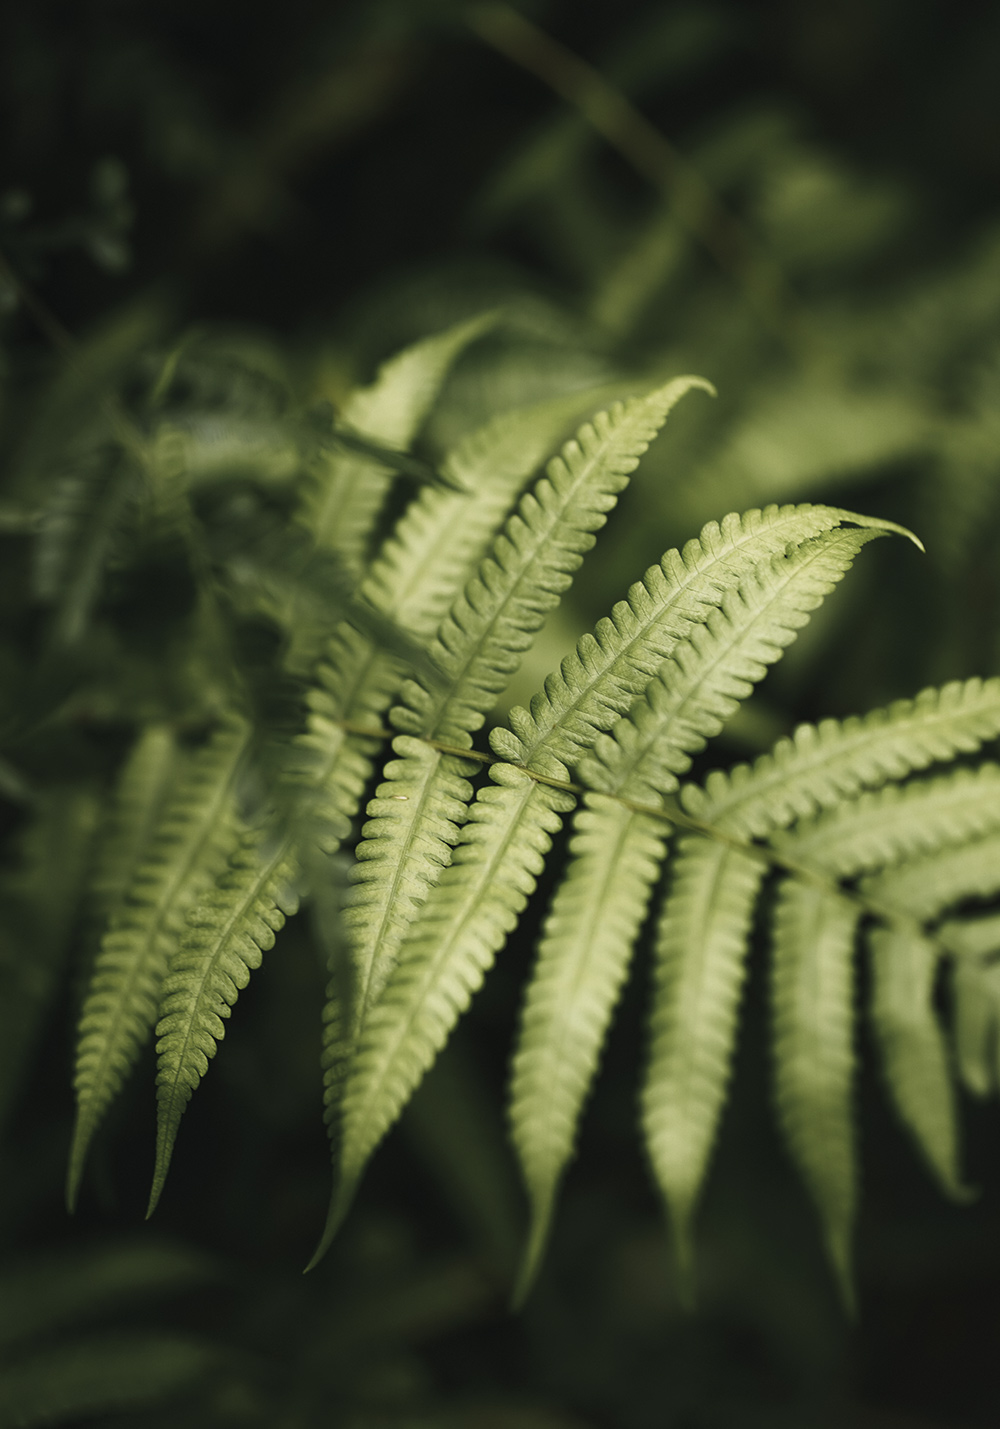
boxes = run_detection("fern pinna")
[64,315,1000,1308]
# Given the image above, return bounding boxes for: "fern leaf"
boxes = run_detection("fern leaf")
[360,386,623,643]
[771,878,860,1308]
[395,375,716,745]
[302,313,494,564]
[88,724,182,926]
[148,828,299,1214]
[641,837,764,1295]
[69,719,248,1209]
[578,528,882,800]
[307,379,598,1114]
[343,737,476,1027]
[309,769,574,1266]
[311,378,713,1256]
[501,503,900,770]
[773,764,1000,877]
[510,797,668,1303]
[688,677,1000,837]
[946,917,1000,1097]
[508,524,876,1294]
[864,832,1000,922]
[869,924,971,1200]
[296,378,590,847]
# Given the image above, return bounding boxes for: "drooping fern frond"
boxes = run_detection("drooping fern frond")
[148,825,299,1214]
[869,923,971,1201]
[947,914,1000,1098]
[69,717,249,1207]
[770,879,860,1308]
[641,839,764,1295]
[87,723,182,926]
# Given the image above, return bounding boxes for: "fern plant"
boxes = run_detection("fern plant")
[13,311,998,1313]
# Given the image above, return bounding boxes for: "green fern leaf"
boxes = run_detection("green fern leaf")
[309,769,574,1266]
[946,916,1000,1097]
[87,724,182,926]
[394,375,716,746]
[302,313,495,565]
[501,503,899,770]
[864,831,1000,922]
[510,797,668,1304]
[360,385,626,643]
[296,377,590,851]
[509,522,882,1296]
[642,839,764,1296]
[773,763,1000,876]
[148,828,298,1214]
[312,376,714,1257]
[69,718,248,1209]
[771,879,860,1309]
[578,528,882,799]
[343,738,476,1027]
[687,677,1000,837]
[869,924,971,1200]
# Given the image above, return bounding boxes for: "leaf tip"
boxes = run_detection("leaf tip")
[305,1178,356,1272]
[510,1196,555,1311]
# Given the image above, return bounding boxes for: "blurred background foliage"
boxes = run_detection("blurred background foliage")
[2,0,1000,1425]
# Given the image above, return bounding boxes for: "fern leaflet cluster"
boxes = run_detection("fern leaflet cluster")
[58,317,1000,1308]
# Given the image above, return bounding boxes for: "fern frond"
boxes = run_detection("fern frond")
[510,797,668,1303]
[578,528,882,799]
[641,838,764,1295]
[687,677,1000,837]
[864,831,1000,922]
[312,377,713,1252]
[499,503,897,771]
[69,718,249,1209]
[869,924,971,1200]
[148,827,298,1214]
[771,879,859,1309]
[947,917,1000,1097]
[302,313,494,565]
[88,724,182,925]
[395,375,716,746]
[359,385,624,643]
[296,380,592,847]
[343,738,476,1026]
[509,523,881,1294]
[773,763,1000,877]
[309,769,574,1266]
